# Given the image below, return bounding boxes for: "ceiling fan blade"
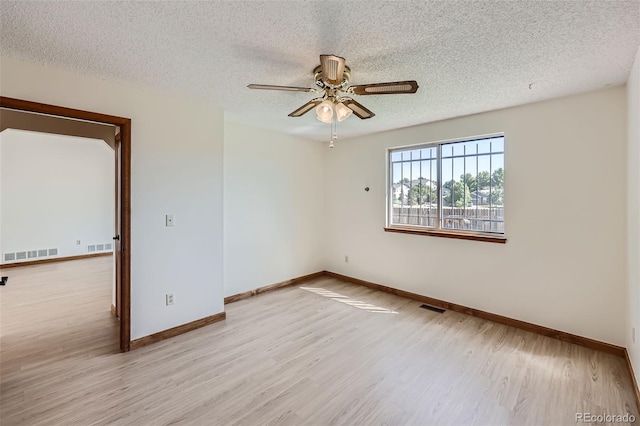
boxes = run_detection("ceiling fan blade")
[342,99,375,119]
[319,54,346,86]
[348,80,419,95]
[288,99,323,117]
[247,84,314,92]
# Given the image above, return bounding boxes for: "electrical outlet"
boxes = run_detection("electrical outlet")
[166,294,174,306]
[76,240,81,245]
[344,255,349,263]
[633,327,636,343]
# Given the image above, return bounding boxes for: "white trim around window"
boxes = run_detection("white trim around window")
[385,133,506,243]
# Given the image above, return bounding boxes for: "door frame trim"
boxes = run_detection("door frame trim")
[0,96,132,352]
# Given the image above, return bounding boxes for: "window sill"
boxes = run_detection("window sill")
[384,226,507,244]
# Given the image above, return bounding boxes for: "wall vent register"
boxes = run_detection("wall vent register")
[2,248,59,263]
[88,243,113,253]
[3,241,113,264]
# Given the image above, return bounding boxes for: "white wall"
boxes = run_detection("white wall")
[0,130,114,263]
[325,88,627,346]
[627,46,640,376]
[0,56,225,340]
[0,55,631,349]
[223,122,325,297]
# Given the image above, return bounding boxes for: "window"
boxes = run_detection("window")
[387,135,505,241]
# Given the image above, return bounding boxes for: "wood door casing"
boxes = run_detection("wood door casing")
[114,131,122,319]
[0,96,132,352]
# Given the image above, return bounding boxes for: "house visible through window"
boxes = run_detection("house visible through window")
[389,135,504,235]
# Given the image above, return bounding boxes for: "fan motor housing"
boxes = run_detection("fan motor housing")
[314,65,351,89]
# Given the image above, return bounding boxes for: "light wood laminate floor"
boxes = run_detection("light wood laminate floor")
[1,257,637,425]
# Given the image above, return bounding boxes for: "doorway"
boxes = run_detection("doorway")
[0,96,131,352]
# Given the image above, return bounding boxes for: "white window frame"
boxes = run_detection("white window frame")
[385,133,506,243]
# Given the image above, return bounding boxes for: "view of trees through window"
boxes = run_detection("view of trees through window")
[390,136,504,234]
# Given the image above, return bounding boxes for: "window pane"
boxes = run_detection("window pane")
[412,161,421,182]
[392,163,401,185]
[461,141,479,155]
[490,137,504,153]
[464,156,477,189]
[452,142,465,156]
[402,162,411,182]
[389,146,438,228]
[491,153,504,171]
[441,137,504,233]
[421,147,435,159]
[477,140,491,154]
[489,153,505,232]
[389,136,503,234]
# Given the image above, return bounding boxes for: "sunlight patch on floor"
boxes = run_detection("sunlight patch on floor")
[299,287,398,314]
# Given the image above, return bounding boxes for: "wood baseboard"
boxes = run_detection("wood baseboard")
[323,271,625,357]
[224,271,325,304]
[0,252,112,269]
[110,304,119,319]
[625,349,640,412]
[130,312,226,350]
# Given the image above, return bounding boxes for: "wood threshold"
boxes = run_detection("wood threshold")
[625,349,640,412]
[224,271,325,304]
[323,271,624,357]
[384,226,507,244]
[0,252,112,269]
[130,312,226,350]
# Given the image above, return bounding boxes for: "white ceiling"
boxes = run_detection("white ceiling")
[1,1,639,141]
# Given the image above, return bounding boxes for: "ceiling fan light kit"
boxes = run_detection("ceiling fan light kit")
[248,54,419,147]
[335,102,353,122]
[315,99,334,123]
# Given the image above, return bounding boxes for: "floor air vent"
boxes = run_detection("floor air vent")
[420,304,446,314]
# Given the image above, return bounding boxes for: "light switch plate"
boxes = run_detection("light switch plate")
[166,214,174,227]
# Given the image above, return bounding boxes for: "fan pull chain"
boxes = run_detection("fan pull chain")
[329,115,337,149]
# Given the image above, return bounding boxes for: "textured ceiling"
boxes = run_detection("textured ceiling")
[1,1,639,141]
